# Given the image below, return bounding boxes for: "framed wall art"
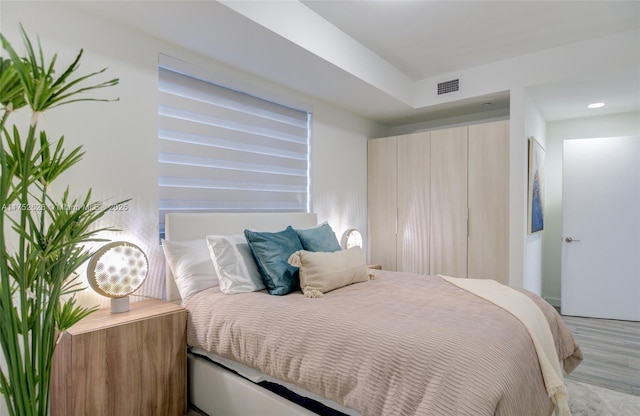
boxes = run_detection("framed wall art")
[527,136,545,234]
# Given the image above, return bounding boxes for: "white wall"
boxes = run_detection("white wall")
[507,87,548,293]
[0,1,386,310]
[542,111,640,307]
[521,92,547,294]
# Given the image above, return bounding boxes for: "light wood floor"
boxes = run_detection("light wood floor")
[562,315,640,396]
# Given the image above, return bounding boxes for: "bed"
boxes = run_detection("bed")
[163,212,582,416]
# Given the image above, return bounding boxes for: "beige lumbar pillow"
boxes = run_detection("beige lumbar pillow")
[288,247,372,298]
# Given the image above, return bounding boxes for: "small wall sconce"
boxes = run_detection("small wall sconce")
[341,228,363,250]
[86,241,149,313]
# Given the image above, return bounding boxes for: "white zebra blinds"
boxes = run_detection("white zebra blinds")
[158,60,311,237]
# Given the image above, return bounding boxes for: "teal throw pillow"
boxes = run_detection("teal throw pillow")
[244,226,303,295]
[294,222,342,252]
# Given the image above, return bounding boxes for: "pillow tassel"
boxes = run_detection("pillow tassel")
[287,251,302,267]
[303,288,324,298]
[368,270,378,280]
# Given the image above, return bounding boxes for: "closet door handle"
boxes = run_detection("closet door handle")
[565,237,581,243]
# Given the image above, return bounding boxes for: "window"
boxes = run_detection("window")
[158,57,311,238]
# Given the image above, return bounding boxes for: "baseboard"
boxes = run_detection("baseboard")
[544,297,561,308]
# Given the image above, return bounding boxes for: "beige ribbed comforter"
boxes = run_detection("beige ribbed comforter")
[184,271,582,416]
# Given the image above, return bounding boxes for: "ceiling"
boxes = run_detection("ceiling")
[70,0,640,126]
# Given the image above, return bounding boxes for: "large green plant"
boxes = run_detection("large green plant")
[0,27,123,415]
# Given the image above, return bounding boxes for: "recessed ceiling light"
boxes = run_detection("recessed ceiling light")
[587,102,605,109]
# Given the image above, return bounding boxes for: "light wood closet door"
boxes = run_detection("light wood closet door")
[368,136,397,270]
[468,120,510,284]
[397,132,430,274]
[430,126,468,278]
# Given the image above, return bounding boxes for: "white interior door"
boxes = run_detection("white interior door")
[561,136,640,321]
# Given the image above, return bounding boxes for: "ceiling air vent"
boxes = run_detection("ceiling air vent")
[437,79,459,95]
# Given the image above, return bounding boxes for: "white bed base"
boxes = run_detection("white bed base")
[188,354,317,416]
[165,212,335,416]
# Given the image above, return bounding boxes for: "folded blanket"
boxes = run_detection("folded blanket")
[439,275,571,416]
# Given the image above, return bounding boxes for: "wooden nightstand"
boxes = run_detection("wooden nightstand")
[51,299,187,416]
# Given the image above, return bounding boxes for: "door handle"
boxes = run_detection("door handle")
[565,237,581,243]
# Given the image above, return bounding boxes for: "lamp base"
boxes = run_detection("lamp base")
[110,296,130,313]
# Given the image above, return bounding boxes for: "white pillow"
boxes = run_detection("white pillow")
[162,239,219,300]
[206,234,265,294]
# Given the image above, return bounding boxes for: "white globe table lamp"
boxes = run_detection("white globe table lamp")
[341,228,363,250]
[87,241,149,313]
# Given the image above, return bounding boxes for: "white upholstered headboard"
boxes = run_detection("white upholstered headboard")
[164,212,318,302]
